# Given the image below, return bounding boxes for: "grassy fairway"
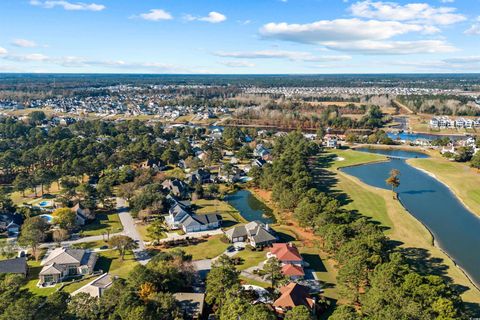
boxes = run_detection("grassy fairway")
[165,235,229,260]
[328,148,387,170]
[408,156,480,217]
[328,149,480,307]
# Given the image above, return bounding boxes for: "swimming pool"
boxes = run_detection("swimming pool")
[39,214,53,223]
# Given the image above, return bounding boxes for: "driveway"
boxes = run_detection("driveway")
[116,197,150,265]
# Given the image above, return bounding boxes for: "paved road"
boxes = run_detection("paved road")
[116,197,150,265]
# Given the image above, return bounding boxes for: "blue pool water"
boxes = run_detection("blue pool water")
[39,214,53,223]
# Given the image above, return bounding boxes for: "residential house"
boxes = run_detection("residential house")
[162,179,190,199]
[165,202,221,233]
[0,213,23,236]
[267,243,305,280]
[0,257,27,276]
[225,221,277,247]
[72,273,113,298]
[324,135,338,148]
[39,248,97,286]
[72,204,94,226]
[140,159,166,172]
[273,282,315,315]
[165,204,193,230]
[189,169,211,185]
[254,144,271,160]
[252,157,266,168]
[174,292,205,320]
[180,213,221,233]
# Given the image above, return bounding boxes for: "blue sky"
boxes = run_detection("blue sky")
[0,0,479,73]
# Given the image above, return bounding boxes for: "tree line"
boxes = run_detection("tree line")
[251,131,466,319]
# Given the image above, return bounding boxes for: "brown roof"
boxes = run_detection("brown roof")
[282,264,305,277]
[269,243,303,262]
[273,283,314,310]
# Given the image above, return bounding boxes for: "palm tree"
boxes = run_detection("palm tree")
[386,169,400,199]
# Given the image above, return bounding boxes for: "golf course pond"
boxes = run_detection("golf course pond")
[342,148,480,288]
[225,189,275,224]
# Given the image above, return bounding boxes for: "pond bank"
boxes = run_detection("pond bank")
[340,148,480,300]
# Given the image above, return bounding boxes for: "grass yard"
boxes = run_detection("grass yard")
[81,212,123,237]
[165,234,229,260]
[236,250,267,271]
[71,240,109,250]
[163,167,186,180]
[239,276,269,288]
[193,198,247,227]
[22,260,60,296]
[95,250,138,279]
[408,156,480,217]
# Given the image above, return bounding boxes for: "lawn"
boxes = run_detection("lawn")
[163,167,186,180]
[236,249,267,271]
[71,240,109,250]
[95,250,138,278]
[193,198,247,227]
[165,234,229,260]
[408,156,480,217]
[81,211,123,237]
[326,148,387,170]
[239,276,269,288]
[22,260,60,297]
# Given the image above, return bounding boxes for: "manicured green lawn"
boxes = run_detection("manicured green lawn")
[165,235,229,260]
[194,198,247,227]
[408,156,480,217]
[95,250,138,278]
[71,240,109,250]
[163,167,186,180]
[236,250,267,271]
[326,148,387,170]
[81,212,123,237]
[22,260,60,296]
[239,276,269,288]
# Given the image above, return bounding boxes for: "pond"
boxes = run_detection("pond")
[387,132,466,142]
[225,190,275,224]
[342,148,480,288]
[356,147,429,159]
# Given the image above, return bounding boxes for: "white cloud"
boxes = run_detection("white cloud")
[260,19,438,44]
[464,17,480,35]
[322,40,456,54]
[137,9,173,21]
[186,11,226,23]
[220,60,256,68]
[393,56,480,71]
[215,50,351,62]
[349,1,466,25]
[30,0,105,11]
[0,47,7,55]
[4,53,49,62]
[12,39,37,48]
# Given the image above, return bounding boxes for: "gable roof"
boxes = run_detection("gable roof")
[39,263,63,275]
[282,264,305,277]
[42,248,96,267]
[273,282,314,310]
[269,243,303,262]
[0,257,27,275]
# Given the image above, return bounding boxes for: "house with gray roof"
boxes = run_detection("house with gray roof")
[225,221,277,247]
[180,213,221,233]
[39,247,97,286]
[0,257,27,276]
[72,273,113,297]
[162,179,189,199]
